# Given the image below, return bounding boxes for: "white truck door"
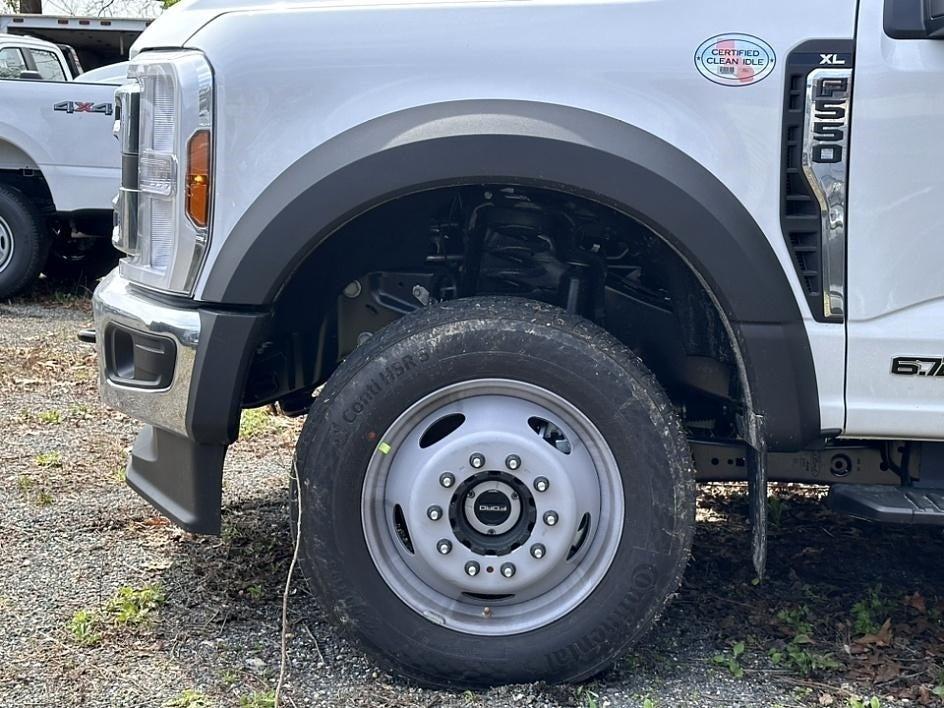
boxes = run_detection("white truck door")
[845,0,944,438]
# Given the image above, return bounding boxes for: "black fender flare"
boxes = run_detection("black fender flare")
[201,100,820,449]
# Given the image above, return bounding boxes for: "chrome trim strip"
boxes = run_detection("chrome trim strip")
[802,67,853,321]
[92,270,200,438]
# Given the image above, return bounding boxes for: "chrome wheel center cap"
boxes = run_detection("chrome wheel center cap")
[464,479,520,535]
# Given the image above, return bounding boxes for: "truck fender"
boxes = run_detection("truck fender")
[0,138,41,173]
[200,100,820,450]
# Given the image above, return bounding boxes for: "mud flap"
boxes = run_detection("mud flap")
[747,440,768,578]
[125,424,227,534]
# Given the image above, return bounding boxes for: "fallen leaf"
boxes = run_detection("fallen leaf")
[874,659,901,683]
[857,618,894,647]
[905,591,927,614]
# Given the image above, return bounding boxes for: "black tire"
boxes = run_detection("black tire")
[293,297,695,687]
[0,185,49,299]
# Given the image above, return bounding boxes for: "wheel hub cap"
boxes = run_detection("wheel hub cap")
[361,379,624,636]
[452,472,535,555]
[0,215,14,274]
[471,488,512,527]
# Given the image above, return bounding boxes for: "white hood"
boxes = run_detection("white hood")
[133,0,493,56]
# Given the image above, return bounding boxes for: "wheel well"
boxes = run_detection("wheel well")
[244,184,744,440]
[0,168,55,214]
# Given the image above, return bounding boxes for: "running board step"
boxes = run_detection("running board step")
[829,484,944,525]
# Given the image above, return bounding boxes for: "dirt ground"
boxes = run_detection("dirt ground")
[2,281,943,708]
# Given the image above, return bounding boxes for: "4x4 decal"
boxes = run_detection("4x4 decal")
[53,101,113,115]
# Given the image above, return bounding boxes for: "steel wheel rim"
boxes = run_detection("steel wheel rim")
[361,378,624,636]
[0,215,14,274]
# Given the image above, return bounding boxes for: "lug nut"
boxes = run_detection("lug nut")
[439,472,455,488]
[543,510,559,526]
[342,280,362,299]
[533,477,549,493]
[530,543,546,559]
[470,453,485,469]
[505,455,521,471]
[464,561,480,577]
[427,505,443,521]
[500,563,516,578]
[437,539,452,555]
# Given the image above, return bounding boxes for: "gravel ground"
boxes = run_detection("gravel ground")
[2,282,943,708]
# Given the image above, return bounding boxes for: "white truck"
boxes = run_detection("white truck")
[0,35,120,296]
[0,14,151,72]
[91,0,944,688]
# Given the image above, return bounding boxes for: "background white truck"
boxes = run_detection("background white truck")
[0,72,118,296]
[91,0,944,689]
[0,14,150,72]
[0,15,150,297]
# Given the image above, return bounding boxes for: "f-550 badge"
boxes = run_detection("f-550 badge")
[891,357,944,377]
[53,101,113,115]
[802,67,852,320]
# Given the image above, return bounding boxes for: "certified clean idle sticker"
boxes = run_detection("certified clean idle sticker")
[695,34,776,86]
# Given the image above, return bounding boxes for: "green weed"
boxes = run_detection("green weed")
[104,585,165,626]
[68,610,102,646]
[239,407,277,438]
[37,410,61,425]
[164,690,210,708]
[852,585,894,635]
[847,697,881,708]
[239,691,276,708]
[713,640,746,678]
[34,451,62,468]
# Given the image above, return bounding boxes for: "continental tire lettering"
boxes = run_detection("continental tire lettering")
[342,351,430,422]
[545,563,657,673]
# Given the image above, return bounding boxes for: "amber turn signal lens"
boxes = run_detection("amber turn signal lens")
[186,130,211,228]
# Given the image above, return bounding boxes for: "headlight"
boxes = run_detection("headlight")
[113,51,213,295]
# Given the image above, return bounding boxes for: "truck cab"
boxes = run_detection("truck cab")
[0,34,72,81]
[90,0,944,688]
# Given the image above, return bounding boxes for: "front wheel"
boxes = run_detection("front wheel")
[294,298,694,687]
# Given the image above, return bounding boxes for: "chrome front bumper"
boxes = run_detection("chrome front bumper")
[92,270,200,438]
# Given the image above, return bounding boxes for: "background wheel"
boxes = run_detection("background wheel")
[43,235,117,284]
[293,297,695,687]
[0,185,49,299]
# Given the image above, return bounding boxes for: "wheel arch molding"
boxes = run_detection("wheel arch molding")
[203,100,820,449]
